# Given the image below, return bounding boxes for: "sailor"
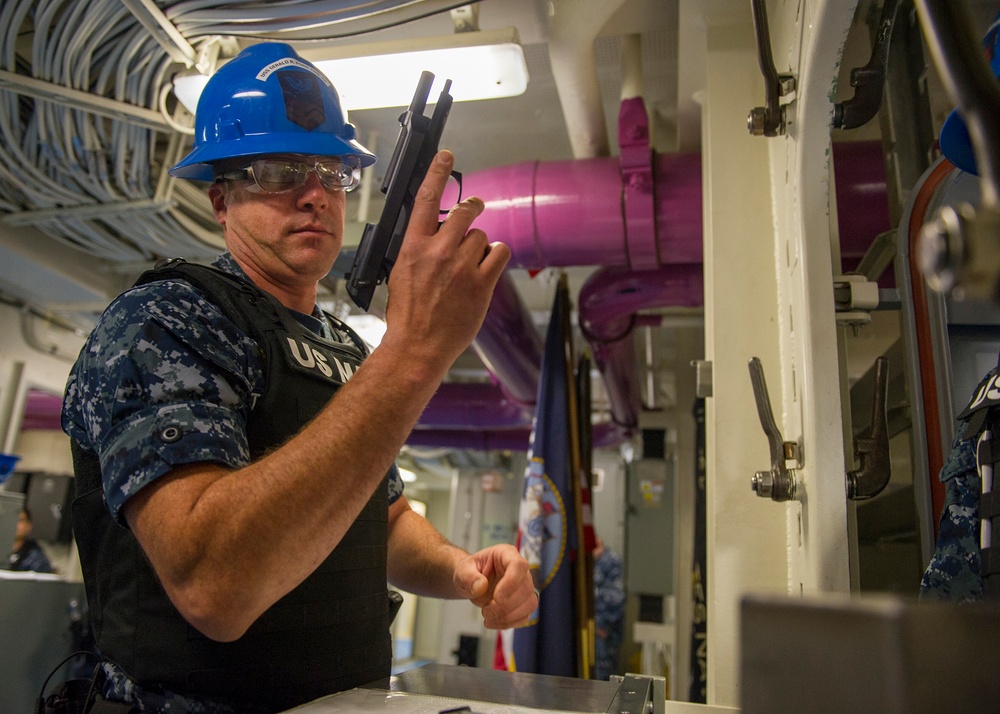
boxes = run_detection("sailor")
[62,42,535,712]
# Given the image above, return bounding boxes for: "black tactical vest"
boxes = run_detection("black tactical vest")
[71,260,392,711]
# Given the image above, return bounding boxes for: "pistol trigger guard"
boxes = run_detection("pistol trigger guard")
[438,170,464,215]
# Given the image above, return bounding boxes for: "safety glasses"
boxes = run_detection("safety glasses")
[217,155,362,194]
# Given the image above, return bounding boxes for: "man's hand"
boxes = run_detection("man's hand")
[453,544,538,629]
[380,149,511,372]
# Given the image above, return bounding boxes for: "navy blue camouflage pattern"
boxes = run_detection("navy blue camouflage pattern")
[920,408,984,602]
[96,661,266,714]
[593,546,625,680]
[62,253,402,711]
[8,538,53,573]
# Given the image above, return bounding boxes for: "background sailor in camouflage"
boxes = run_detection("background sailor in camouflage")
[919,368,992,603]
[61,42,535,712]
[919,425,983,602]
[8,508,54,573]
[593,536,625,681]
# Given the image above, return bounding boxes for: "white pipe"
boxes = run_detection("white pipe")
[547,0,628,158]
[621,33,643,100]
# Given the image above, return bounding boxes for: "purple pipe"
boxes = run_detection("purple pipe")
[448,144,882,272]
[470,270,544,406]
[446,153,704,270]
[418,382,530,428]
[579,264,704,428]
[406,421,632,451]
[407,427,533,452]
[579,264,704,342]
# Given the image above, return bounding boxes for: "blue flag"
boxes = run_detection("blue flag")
[511,277,578,677]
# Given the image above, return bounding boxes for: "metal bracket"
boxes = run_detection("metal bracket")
[847,356,892,500]
[451,4,480,32]
[833,0,900,130]
[834,274,881,330]
[747,0,797,137]
[607,673,666,714]
[691,360,713,399]
[748,357,798,501]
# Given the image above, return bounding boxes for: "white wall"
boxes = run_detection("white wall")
[0,302,83,456]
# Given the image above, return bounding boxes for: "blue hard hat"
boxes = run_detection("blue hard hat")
[170,43,376,181]
[939,14,1000,176]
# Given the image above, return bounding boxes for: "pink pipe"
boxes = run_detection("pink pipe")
[449,144,883,273]
[407,421,632,451]
[579,264,704,428]
[579,264,704,342]
[445,153,703,270]
[407,428,533,451]
[470,270,543,406]
[419,382,530,428]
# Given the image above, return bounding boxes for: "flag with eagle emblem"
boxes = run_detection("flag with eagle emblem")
[508,274,578,677]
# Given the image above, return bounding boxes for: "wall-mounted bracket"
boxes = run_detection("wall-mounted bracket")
[834,274,881,330]
[833,0,899,130]
[691,360,713,399]
[747,0,797,137]
[748,357,798,501]
[847,356,892,500]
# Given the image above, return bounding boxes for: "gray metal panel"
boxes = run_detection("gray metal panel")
[626,459,674,596]
[386,663,622,712]
[0,576,86,713]
[25,474,73,543]
[741,594,1000,713]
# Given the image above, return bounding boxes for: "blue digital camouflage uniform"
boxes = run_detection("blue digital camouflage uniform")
[919,377,988,603]
[62,252,403,713]
[8,537,54,573]
[593,546,625,680]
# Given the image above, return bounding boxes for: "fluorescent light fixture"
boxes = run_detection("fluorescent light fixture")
[173,73,210,114]
[398,467,418,483]
[173,28,528,114]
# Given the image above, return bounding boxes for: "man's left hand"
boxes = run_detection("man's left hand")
[453,544,537,629]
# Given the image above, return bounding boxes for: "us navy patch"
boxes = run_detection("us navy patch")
[281,334,362,386]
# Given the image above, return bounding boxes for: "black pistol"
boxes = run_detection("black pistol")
[346,71,454,311]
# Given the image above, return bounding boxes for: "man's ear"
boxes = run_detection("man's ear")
[208,183,228,226]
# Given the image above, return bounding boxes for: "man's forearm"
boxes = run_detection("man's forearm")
[386,498,469,599]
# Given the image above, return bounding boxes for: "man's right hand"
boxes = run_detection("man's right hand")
[380,150,510,371]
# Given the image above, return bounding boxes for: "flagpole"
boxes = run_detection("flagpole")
[559,273,592,680]
[577,351,597,680]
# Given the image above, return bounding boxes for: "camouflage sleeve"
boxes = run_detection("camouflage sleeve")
[387,462,404,505]
[63,280,264,523]
[919,423,984,602]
